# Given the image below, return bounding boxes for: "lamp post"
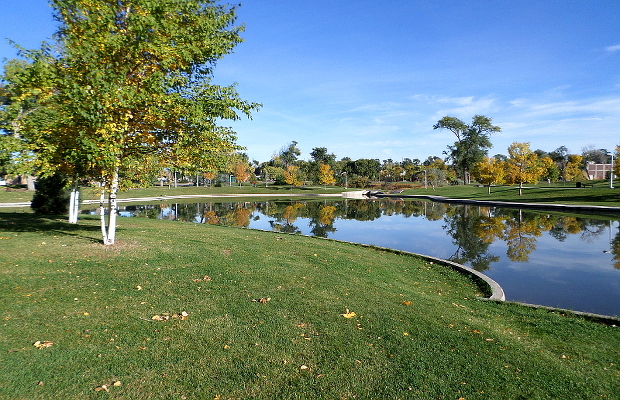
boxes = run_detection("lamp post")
[342,172,348,189]
[608,152,615,189]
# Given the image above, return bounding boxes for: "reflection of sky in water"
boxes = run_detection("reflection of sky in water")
[115,202,620,317]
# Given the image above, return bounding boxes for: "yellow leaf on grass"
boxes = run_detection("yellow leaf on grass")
[401,301,413,306]
[33,341,53,349]
[340,309,356,319]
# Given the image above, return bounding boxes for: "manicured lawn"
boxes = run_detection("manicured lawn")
[1,213,619,399]
[399,182,620,207]
[2,181,619,208]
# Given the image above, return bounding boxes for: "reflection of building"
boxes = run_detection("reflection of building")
[586,163,612,180]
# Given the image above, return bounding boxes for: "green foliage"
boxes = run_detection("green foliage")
[30,173,70,214]
[434,115,500,184]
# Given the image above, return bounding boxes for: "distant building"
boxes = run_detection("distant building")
[586,163,612,180]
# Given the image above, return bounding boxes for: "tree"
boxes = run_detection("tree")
[504,142,544,195]
[274,141,301,168]
[310,147,336,165]
[562,155,584,182]
[17,0,259,244]
[283,165,303,187]
[317,163,336,188]
[581,146,609,164]
[233,162,251,186]
[30,173,71,214]
[434,115,500,184]
[471,157,505,194]
[540,156,560,183]
[0,57,56,190]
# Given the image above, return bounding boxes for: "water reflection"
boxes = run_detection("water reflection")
[109,199,620,316]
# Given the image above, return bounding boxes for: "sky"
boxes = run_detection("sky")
[2,0,620,163]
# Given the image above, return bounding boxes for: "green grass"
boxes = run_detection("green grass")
[399,182,620,207]
[1,213,619,399]
[2,181,619,208]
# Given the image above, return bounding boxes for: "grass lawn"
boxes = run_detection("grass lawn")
[2,181,619,208]
[398,182,620,207]
[1,213,619,399]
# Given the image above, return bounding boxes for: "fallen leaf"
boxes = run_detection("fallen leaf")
[340,309,356,319]
[300,365,309,370]
[401,301,413,306]
[33,341,53,349]
[94,385,109,392]
[252,297,271,303]
[112,381,122,386]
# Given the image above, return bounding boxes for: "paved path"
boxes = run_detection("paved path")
[0,192,342,208]
[377,193,620,213]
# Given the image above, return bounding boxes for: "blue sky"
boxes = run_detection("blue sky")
[2,0,620,163]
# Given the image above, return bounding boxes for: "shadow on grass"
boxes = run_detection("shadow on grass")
[0,212,101,242]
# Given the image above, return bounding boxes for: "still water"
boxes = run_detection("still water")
[111,198,620,317]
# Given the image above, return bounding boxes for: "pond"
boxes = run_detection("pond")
[101,198,620,317]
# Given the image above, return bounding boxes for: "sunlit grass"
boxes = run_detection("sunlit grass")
[1,214,619,399]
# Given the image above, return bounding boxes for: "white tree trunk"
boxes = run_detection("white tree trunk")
[105,172,119,245]
[100,170,120,245]
[26,175,36,191]
[99,191,107,242]
[68,188,80,224]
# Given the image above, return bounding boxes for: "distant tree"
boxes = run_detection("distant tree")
[581,146,609,164]
[344,158,381,181]
[548,146,569,164]
[274,141,301,168]
[434,115,500,184]
[203,171,216,187]
[562,155,584,182]
[233,162,251,186]
[504,142,544,195]
[471,157,505,194]
[310,147,336,165]
[317,163,336,188]
[284,165,303,187]
[540,156,560,183]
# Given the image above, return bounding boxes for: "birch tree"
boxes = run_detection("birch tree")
[18,0,259,244]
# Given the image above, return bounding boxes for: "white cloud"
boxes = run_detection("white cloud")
[605,44,620,52]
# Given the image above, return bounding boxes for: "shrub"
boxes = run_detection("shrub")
[30,174,71,215]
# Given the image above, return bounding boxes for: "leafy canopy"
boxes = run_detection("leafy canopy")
[22,0,260,186]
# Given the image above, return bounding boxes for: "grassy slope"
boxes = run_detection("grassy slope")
[1,214,619,399]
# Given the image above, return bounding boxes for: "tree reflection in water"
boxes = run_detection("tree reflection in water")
[116,199,618,271]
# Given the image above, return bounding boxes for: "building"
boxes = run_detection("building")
[586,163,612,180]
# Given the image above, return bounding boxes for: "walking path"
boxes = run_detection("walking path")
[377,193,620,213]
[0,192,341,208]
